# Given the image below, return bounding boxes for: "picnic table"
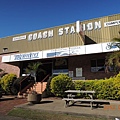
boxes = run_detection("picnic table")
[62,90,103,109]
[65,90,95,99]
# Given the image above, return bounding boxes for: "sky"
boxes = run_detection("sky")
[0,0,120,38]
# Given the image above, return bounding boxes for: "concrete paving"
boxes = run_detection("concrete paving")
[0,115,32,120]
[15,98,120,119]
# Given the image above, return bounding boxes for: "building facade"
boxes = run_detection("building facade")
[0,13,120,80]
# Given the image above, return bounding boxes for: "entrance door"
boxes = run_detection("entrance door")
[53,58,68,75]
[36,62,52,82]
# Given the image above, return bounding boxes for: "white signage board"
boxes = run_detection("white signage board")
[10,51,42,62]
[55,47,69,57]
[2,42,120,63]
[85,43,102,54]
[70,46,85,55]
[12,35,26,41]
[2,55,10,62]
[69,71,73,77]
[102,42,120,52]
[42,49,56,58]
[104,20,120,27]
[76,68,82,77]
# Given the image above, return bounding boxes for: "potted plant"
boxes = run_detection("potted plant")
[27,90,42,104]
[25,62,45,104]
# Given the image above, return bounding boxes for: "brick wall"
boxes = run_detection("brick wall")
[1,53,116,80]
[68,53,115,80]
[0,56,20,77]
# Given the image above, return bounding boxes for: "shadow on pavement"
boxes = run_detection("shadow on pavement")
[27,100,53,105]
[0,97,15,101]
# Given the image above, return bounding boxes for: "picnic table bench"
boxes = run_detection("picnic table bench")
[62,90,110,109]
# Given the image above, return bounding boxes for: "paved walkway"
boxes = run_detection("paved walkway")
[1,96,120,119]
[0,96,28,120]
[0,95,27,115]
[15,98,120,119]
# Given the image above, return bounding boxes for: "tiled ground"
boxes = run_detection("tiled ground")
[0,97,27,115]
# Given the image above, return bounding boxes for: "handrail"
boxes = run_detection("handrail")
[41,74,50,83]
[19,75,30,84]
[41,74,50,93]
[19,82,34,94]
[19,75,31,93]
[19,74,50,94]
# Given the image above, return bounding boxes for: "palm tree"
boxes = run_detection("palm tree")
[26,62,46,104]
[25,62,46,91]
[105,31,120,73]
[0,69,5,78]
[0,69,3,72]
[112,31,120,42]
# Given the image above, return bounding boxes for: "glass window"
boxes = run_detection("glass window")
[91,59,105,72]
[97,59,105,67]
[91,60,96,67]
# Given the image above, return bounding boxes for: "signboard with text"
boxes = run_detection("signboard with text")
[2,42,120,62]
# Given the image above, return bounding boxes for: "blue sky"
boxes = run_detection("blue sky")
[0,0,120,38]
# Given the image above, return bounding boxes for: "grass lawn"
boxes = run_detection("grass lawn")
[8,108,113,120]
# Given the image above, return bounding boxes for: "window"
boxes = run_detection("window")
[53,58,68,69]
[91,59,105,72]
[53,58,68,75]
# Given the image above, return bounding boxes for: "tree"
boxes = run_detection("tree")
[26,62,46,104]
[0,69,6,78]
[25,62,46,91]
[105,31,120,73]
[112,31,120,43]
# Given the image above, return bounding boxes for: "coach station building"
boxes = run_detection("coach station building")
[0,13,120,80]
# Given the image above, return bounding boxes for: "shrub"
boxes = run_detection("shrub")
[50,74,74,97]
[73,73,120,100]
[74,80,85,90]
[112,73,120,100]
[0,74,17,94]
[12,76,25,94]
[74,80,96,98]
[93,79,114,99]
[45,75,55,97]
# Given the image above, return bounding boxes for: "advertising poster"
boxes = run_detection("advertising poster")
[69,71,73,78]
[76,68,82,77]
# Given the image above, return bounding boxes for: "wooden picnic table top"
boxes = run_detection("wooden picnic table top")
[65,90,95,94]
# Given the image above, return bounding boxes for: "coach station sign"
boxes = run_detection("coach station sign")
[12,19,120,41]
